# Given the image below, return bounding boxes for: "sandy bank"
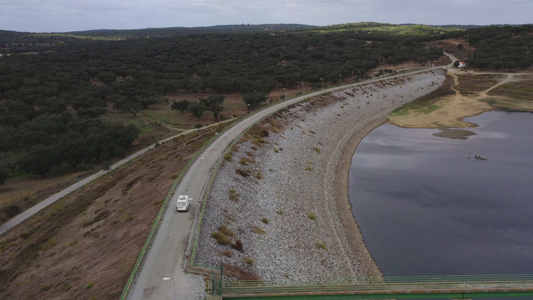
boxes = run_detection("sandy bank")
[195,69,446,280]
[388,72,533,130]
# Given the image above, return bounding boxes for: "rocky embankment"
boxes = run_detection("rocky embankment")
[195,69,446,280]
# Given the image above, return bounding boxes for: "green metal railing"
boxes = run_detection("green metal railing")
[120,123,235,300]
[190,116,267,269]
[219,274,533,299]
[224,274,533,287]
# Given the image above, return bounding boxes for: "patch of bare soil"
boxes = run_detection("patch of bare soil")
[0,125,224,299]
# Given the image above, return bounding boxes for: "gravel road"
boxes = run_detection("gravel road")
[194,69,447,281]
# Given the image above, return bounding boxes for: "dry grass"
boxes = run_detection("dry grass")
[456,74,505,94]
[228,189,240,202]
[222,264,259,280]
[0,125,224,299]
[489,78,533,100]
[250,225,266,235]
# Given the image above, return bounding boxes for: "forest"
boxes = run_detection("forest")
[0,23,532,184]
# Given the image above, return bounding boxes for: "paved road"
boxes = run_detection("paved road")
[0,65,441,298]
[0,125,226,236]
[124,68,444,299]
[125,81,346,300]
[0,140,167,236]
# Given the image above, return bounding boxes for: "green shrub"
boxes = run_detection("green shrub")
[229,189,239,201]
[239,157,253,166]
[224,152,233,162]
[210,231,231,245]
[252,138,267,146]
[308,213,317,220]
[217,225,235,237]
[261,217,269,224]
[251,225,266,235]
[316,243,328,251]
[244,257,254,265]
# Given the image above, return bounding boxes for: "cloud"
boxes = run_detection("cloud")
[0,0,531,32]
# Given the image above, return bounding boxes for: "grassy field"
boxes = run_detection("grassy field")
[390,75,455,116]
[389,72,533,130]
[488,77,533,100]
[455,74,506,94]
[312,22,464,36]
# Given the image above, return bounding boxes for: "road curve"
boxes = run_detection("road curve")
[0,65,442,297]
[125,67,443,299]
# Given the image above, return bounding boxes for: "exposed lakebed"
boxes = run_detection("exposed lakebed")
[349,110,533,276]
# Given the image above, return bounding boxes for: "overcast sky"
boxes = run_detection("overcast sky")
[1,0,532,33]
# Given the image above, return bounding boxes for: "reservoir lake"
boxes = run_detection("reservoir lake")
[349,110,533,276]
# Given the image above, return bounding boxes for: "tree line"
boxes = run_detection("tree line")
[466,25,533,71]
[1,23,532,181]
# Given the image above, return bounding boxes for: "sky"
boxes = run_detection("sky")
[1,0,532,33]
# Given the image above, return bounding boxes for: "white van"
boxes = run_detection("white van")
[176,195,191,212]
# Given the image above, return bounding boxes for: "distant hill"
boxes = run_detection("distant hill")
[0,24,316,44]
[22,24,311,39]
[0,23,519,44]
[308,22,465,38]
[70,24,316,38]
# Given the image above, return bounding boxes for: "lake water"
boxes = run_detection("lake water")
[349,111,533,277]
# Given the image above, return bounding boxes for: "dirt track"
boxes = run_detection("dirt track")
[389,67,533,130]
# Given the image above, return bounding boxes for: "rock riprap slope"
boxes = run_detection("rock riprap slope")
[196,70,446,280]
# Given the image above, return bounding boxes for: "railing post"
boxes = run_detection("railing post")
[212,275,215,295]
[219,263,224,296]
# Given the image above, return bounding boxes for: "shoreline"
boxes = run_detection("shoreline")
[195,70,447,280]
[333,115,388,278]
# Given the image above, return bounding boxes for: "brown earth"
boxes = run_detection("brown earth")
[0,124,227,299]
